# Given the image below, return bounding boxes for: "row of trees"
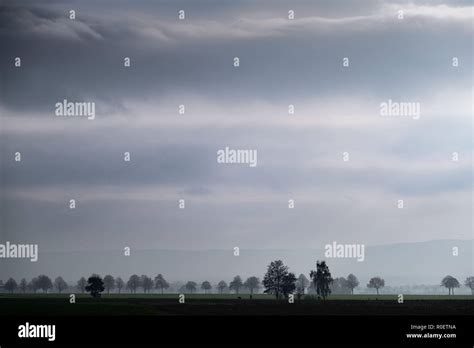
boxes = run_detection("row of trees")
[2,265,473,297]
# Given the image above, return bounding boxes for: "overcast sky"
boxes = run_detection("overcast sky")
[0,0,472,255]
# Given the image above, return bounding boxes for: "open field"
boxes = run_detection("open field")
[1,294,472,316]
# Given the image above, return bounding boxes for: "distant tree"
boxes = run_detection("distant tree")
[295,274,310,298]
[229,275,243,294]
[127,274,140,294]
[367,277,385,295]
[201,281,212,294]
[263,260,296,299]
[331,277,351,295]
[37,275,53,294]
[217,280,228,294]
[154,274,169,294]
[19,278,28,293]
[54,277,68,293]
[310,261,333,299]
[185,281,197,293]
[77,277,87,293]
[465,276,474,295]
[103,275,115,294]
[28,277,39,293]
[141,275,154,293]
[4,278,18,293]
[441,275,460,295]
[85,274,105,298]
[347,274,359,295]
[244,276,260,299]
[116,277,125,294]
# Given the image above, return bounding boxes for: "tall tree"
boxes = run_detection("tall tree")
[185,281,197,293]
[346,274,359,295]
[116,277,125,294]
[28,277,39,294]
[154,274,169,294]
[263,260,296,299]
[217,280,228,294]
[54,276,68,293]
[85,274,105,298]
[127,274,140,294]
[201,281,212,294]
[310,261,333,299]
[77,277,87,293]
[464,276,474,295]
[103,275,115,294]
[229,275,243,294]
[441,275,460,295]
[244,276,260,299]
[367,277,385,295]
[4,278,18,293]
[295,274,310,297]
[141,275,154,293]
[19,278,28,293]
[37,275,53,294]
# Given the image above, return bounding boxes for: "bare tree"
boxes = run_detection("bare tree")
[201,281,212,294]
[367,277,385,295]
[19,278,28,293]
[347,274,359,295]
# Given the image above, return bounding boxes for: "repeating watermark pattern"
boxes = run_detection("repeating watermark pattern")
[325,242,365,262]
[217,147,257,167]
[55,99,95,120]
[0,241,38,262]
[380,99,420,120]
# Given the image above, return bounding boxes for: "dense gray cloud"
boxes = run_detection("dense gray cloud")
[0,0,472,266]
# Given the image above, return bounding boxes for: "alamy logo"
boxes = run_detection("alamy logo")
[325,242,365,262]
[0,241,38,262]
[380,99,420,120]
[18,322,55,341]
[55,99,95,120]
[217,147,257,167]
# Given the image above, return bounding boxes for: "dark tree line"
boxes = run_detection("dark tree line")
[1,269,471,298]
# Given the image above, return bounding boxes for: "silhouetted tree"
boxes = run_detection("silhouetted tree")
[116,277,124,294]
[465,276,474,295]
[263,260,296,299]
[295,274,310,298]
[201,281,212,294]
[85,274,105,298]
[37,275,53,294]
[19,278,28,293]
[154,274,169,294]
[77,277,87,293]
[141,275,154,293]
[4,278,18,293]
[229,275,243,294]
[127,274,140,294]
[103,275,115,294]
[310,261,333,299]
[54,277,68,293]
[185,281,197,293]
[367,277,385,295]
[244,276,260,299]
[28,277,39,293]
[441,275,460,295]
[217,280,228,294]
[347,274,359,295]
